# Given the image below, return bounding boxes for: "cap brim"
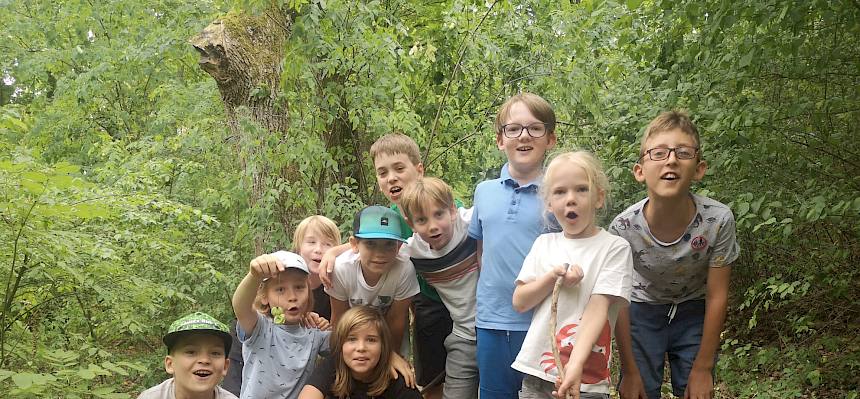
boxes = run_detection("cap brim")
[163,330,233,354]
[354,232,407,242]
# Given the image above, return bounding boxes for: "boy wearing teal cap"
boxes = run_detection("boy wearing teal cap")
[138,312,237,399]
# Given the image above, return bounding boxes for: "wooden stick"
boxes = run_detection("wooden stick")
[550,263,571,399]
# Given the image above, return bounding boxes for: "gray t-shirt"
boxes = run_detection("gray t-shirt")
[137,378,237,399]
[238,313,330,399]
[609,194,740,304]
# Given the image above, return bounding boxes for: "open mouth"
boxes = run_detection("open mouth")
[193,370,213,378]
[389,186,402,195]
[516,146,533,152]
[286,306,300,313]
[661,172,679,181]
[565,211,578,220]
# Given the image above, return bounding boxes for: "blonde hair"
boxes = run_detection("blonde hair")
[253,269,313,320]
[494,92,557,135]
[369,133,422,166]
[331,306,393,397]
[398,177,455,221]
[639,110,701,159]
[542,151,610,216]
[292,215,342,252]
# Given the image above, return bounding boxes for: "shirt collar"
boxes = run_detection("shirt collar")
[499,162,541,189]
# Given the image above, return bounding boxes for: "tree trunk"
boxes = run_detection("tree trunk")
[190,8,294,255]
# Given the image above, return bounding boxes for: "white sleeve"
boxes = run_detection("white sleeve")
[591,237,634,303]
[516,235,546,284]
[325,254,351,301]
[394,258,420,300]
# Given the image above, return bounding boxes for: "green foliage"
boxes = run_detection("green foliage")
[2,0,858,396]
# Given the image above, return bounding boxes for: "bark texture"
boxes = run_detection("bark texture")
[190,9,294,255]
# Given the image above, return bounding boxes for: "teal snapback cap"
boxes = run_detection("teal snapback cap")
[353,205,407,242]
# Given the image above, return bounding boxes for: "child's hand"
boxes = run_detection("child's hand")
[302,312,331,331]
[389,352,416,388]
[249,253,284,278]
[553,360,583,398]
[618,371,648,399]
[552,263,584,287]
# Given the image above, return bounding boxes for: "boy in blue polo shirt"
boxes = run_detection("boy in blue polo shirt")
[468,92,557,399]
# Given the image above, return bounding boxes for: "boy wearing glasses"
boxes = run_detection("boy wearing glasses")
[468,92,556,398]
[609,111,739,399]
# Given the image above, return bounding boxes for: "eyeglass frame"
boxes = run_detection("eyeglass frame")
[499,122,550,139]
[639,146,700,162]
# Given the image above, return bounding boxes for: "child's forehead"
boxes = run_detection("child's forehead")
[373,152,417,168]
[265,269,308,285]
[350,323,380,336]
[644,128,698,147]
[302,226,336,242]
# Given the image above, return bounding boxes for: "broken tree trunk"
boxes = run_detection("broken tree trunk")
[190,8,295,255]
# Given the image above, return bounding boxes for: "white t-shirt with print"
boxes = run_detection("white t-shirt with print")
[326,250,420,314]
[511,229,633,394]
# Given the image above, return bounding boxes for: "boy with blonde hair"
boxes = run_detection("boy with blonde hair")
[468,92,557,398]
[399,177,479,399]
[610,110,739,399]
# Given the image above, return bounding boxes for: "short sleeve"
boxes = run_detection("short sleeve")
[305,356,336,395]
[516,235,546,284]
[383,374,423,399]
[395,259,420,300]
[325,254,351,301]
[710,211,740,268]
[591,239,634,304]
[237,312,268,344]
[467,188,483,240]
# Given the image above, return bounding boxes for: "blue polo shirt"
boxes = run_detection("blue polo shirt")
[468,163,547,331]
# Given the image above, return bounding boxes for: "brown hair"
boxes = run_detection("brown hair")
[331,306,393,397]
[541,151,610,216]
[369,133,422,166]
[292,215,342,252]
[494,92,557,135]
[398,177,455,222]
[639,110,701,159]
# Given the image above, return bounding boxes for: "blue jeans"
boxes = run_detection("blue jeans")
[623,300,708,399]
[476,327,527,399]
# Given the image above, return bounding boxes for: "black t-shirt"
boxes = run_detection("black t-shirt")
[306,356,421,399]
[313,285,332,320]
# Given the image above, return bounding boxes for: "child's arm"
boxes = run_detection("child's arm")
[615,307,648,399]
[554,294,613,398]
[384,298,412,350]
[298,386,324,399]
[318,242,352,288]
[233,253,283,335]
[329,298,350,327]
[685,265,731,399]
[512,264,584,313]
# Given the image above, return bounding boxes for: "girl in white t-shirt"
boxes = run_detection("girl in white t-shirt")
[511,151,634,399]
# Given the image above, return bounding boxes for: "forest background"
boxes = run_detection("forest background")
[1,0,857,397]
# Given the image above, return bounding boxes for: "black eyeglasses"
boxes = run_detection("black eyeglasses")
[640,146,699,161]
[500,123,549,138]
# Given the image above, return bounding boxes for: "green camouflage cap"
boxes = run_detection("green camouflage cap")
[162,312,232,354]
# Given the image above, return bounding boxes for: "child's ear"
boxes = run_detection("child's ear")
[495,132,505,149]
[164,355,175,375]
[596,188,606,209]
[632,162,645,183]
[694,159,708,181]
[416,162,425,177]
[220,358,230,377]
[349,236,359,252]
[546,131,557,150]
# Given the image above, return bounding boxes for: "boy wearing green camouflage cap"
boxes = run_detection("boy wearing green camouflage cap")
[138,312,237,399]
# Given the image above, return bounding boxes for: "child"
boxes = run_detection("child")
[326,205,419,351]
[299,306,422,399]
[138,312,237,399]
[610,111,739,399]
[511,151,633,399]
[399,177,480,399]
[321,133,454,397]
[232,250,330,399]
[222,218,341,396]
[294,215,342,320]
[468,92,557,398]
